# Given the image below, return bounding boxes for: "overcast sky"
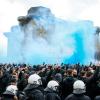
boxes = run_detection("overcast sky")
[0,0,100,56]
[0,0,100,33]
[0,0,100,41]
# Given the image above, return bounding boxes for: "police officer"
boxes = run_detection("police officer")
[44,80,61,100]
[2,85,18,100]
[20,73,44,100]
[64,80,91,100]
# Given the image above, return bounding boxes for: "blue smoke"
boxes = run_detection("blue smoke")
[64,21,95,64]
[64,30,85,64]
[2,6,96,64]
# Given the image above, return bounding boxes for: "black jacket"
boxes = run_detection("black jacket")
[62,76,76,99]
[44,87,61,100]
[1,94,14,100]
[0,72,10,95]
[23,84,44,100]
[17,72,27,91]
[85,67,100,100]
[94,96,100,100]
[64,94,91,100]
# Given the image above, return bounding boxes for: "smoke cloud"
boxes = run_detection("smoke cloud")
[3,6,96,64]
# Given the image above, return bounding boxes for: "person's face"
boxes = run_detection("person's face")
[73,70,77,76]
[0,70,3,77]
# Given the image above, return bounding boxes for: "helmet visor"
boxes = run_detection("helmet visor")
[73,88,86,94]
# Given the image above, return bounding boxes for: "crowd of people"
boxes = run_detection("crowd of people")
[0,62,100,100]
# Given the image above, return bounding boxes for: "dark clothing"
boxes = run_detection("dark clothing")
[44,88,61,100]
[23,85,44,100]
[17,72,27,91]
[85,67,100,100]
[94,96,100,100]
[0,72,10,95]
[62,76,76,100]
[1,94,14,100]
[25,89,44,100]
[64,94,91,100]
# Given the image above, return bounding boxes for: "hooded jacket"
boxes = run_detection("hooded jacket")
[44,87,61,100]
[23,84,44,100]
[64,93,91,100]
